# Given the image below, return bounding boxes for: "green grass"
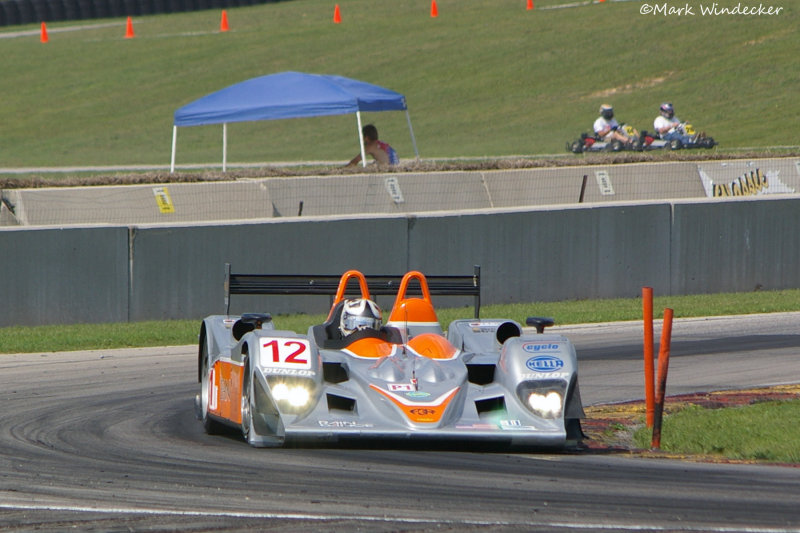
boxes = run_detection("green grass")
[633,401,800,463]
[2,287,798,354]
[0,0,797,173]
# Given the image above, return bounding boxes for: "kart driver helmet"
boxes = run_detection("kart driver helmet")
[599,104,614,120]
[340,298,382,336]
[660,102,675,119]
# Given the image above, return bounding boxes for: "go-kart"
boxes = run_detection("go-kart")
[566,124,641,153]
[639,123,717,151]
[567,123,716,153]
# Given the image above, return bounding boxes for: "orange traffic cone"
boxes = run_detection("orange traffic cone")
[125,16,135,39]
[333,4,341,23]
[220,10,229,32]
[527,0,534,10]
[430,0,438,17]
[40,21,49,43]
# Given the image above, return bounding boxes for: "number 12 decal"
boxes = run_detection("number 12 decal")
[260,338,311,369]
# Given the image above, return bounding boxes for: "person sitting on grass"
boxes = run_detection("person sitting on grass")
[347,124,399,167]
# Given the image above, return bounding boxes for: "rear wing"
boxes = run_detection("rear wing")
[223,263,481,318]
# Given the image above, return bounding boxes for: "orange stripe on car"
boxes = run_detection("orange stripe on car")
[342,337,398,358]
[209,359,244,424]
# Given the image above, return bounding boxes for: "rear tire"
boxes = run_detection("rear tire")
[669,139,683,150]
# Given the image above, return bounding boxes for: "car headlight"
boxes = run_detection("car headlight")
[527,390,563,419]
[271,382,312,407]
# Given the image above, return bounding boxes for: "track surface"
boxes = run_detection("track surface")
[1,313,800,532]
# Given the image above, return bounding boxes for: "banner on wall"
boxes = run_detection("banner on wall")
[697,160,800,198]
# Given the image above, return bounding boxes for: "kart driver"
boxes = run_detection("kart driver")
[593,104,638,146]
[653,103,693,145]
[339,298,383,337]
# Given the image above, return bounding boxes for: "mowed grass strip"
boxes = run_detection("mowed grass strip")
[0,0,797,170]
[633,401,800,463]
[2,287,799,354]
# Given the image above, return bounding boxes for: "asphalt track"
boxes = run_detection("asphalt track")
[1,313,799,532]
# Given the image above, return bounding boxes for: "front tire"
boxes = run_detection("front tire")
[200,336,226,435]
[241,359,256,444]
[607,140,623,152]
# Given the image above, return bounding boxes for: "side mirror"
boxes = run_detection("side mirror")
[232,313,272,340]
[525,316,555,334]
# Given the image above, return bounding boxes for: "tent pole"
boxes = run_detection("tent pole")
[356,111,366,167]
[170,126,178,173]
[222,123,228,173]
[405,109,420,161]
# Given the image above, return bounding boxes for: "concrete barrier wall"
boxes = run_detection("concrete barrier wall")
[0,226,129,326]
[407,203,672,306]
[3,196,800,327]
[127,216,409,321]
[671,197,800,295]
[5,158,797,227]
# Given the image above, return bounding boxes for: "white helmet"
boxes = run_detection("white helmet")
[599,104,614,120]
[339,299,382,336]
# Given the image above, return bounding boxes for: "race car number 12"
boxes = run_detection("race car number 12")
[261,338,311,368]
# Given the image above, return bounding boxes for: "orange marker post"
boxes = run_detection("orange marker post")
[220,10,229,32]
[527,0,534,10]
[125,16,135,39]
[642,287,655,427]
[431,0,438,17]
[40,22,49,43]
[333,4,341,23]
[651,307,674,450]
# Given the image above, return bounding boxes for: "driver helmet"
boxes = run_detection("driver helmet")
[660,102,674,119]
[340,298,382,336]
[599,104,614,120]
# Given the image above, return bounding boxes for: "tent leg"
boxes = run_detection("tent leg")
[170,126,178,173]
[405,109,420,162]
[356,111,366,167]
[222,123,228,173]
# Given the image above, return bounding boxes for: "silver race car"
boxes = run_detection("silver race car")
[196,268,584,449]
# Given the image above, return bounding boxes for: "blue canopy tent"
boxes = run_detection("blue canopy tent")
[171,71,419,172]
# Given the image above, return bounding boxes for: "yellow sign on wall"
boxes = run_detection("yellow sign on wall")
[153,187,175,214]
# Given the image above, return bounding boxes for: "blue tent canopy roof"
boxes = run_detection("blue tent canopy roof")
[173,71,408,127]
[169,72,418,172]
